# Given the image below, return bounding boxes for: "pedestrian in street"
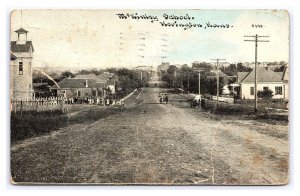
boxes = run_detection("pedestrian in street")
[165,94,169,104]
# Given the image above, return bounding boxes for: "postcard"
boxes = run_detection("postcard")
[10,9,289,185]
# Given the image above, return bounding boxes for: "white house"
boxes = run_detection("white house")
[10,28,34,100]
[233,67,288,100]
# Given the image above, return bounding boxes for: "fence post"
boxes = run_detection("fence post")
[36,100,38,112]
[60,99,63,112]
[20,100,23,116]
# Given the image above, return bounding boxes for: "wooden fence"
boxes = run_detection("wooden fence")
[11,97,64,114]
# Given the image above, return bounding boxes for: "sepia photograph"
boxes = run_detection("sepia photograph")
[10,9,289,185]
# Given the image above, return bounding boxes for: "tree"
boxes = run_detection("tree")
[237,63,252,72]
[60,70,75,78]
[224,64,237,76]
[76,68,101,75]
[192,62,213,72]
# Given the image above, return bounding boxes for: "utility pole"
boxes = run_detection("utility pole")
[211,58,226,106]
[193,68,205,95]
[173,70,177,89]
[244,34,269,113]
[187,73,190,93]
[198,71,200,95]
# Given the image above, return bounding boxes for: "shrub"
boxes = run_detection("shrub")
[257,89,274,102]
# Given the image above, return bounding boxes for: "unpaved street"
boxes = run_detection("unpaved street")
[11,87,288,185]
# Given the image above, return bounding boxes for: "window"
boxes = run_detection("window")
[19,62,23,75]
[250,87,254,95]
[275,86,282,95]
[263,87,269,91]
[77,90,81,97]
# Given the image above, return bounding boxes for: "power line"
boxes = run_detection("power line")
[244,34,270,113]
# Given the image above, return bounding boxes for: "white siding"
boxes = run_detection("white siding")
[241,82,286,99]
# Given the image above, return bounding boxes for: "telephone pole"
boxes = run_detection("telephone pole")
[193,68,205,95]
[244,34,269,113]
[211,58,226,106]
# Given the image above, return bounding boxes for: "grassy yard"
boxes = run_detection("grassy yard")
[11,88,142,143]
[235,99,288,110]
[11,110,68,142]
[11,105,124,143]
[201,100,288,125]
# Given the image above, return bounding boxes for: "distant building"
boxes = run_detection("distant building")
[98,72,118,94]
[10,28,34,100]
[50,78,106,100]
[157,62,170,72]
[135,66,153,71]
[282,66,289,100]
[232,67,288,100]
[75,74,107,83]
[33,82,53,97]
[207,70,236,95]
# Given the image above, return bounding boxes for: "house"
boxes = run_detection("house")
[232,67,288,100]
[207,70,236,95]
[50,78,107,102]
[98,72,118,94]
[33,82,54,97]
[282,66,289,100]
[10,28,34,100]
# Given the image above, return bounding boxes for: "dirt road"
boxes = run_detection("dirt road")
[11,88,288,185]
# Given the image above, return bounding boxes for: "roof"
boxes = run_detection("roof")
[11,41,34,52]
[10,53,17,60]
[98,72,113,78]
[239,67,283,83]
[282,66,289,81]
[15,28,28,34]
[51,78,106,89]
[237,72,250,83]
[33,83,49,87]
[98,72,115,81]
[75,74,106,82]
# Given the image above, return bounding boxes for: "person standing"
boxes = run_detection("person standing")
[165,94,169,104]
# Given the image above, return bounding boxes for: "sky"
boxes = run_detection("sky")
[11,9,289,69]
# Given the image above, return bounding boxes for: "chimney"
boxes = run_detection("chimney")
[85,79,88,87]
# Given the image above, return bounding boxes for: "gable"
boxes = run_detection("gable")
[237,72,250,83]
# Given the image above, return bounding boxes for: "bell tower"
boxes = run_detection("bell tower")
[10,28,34,100]
[15,28,28,45]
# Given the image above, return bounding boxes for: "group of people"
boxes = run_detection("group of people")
[159,93,169,104]
[64,97,98,105]
[63,97,126,108]
[191,95,206,109]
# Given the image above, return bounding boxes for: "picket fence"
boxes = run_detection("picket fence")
[11,97,64,113]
